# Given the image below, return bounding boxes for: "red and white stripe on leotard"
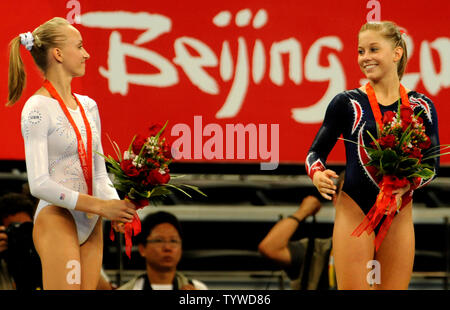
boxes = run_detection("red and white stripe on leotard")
[350,99,363,135]
[305,153,326,180]
[357,122,380,188]
[410,96,432,124]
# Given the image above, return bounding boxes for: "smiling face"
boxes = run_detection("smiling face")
[55,25,90,77]
[358,30,403,82]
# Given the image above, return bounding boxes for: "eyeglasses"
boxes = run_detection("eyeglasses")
[146,238,182,247]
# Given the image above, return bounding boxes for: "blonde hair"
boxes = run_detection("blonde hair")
[7,17,70,106]
[359,21,408,81]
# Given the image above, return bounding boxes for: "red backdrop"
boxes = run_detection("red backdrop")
[1,0,449,166]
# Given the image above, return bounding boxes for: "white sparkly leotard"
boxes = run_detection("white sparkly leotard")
[21,94,119,244]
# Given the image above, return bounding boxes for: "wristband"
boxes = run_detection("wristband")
[287,215,302,224]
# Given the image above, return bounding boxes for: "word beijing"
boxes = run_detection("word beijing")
[79,10,449,123]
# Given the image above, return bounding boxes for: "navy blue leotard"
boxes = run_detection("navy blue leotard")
[306,88,440,214]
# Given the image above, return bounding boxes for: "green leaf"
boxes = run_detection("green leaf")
[150,186,174,197]
[375,121,381,141]
[162,183,192,198]
[420,163,434,170]
[380,149,400,174]
[422,151,450,161]
[366,130,381,151]
[155,121,169,140]
[179,184,208,197]
[338,137,376,152]
[424,145,450,155]
[408,168,435,180]
[128,135,137,155]
[414,109,424,119]
[399,157,419,168]
[94,150,108,161]
[137,142,146,161]
[398,126,413,149]
[106,134,122,162]
[169,175,186,179]
[381,149,399,163]
[367,149,382,161]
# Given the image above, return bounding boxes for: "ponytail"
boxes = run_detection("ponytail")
[7,36,26,106]
[396,35,408,81]
[6,17,70,107]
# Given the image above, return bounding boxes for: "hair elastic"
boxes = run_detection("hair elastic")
[19,32,34,51]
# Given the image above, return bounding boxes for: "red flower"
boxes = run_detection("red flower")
[379,135,396,149]
[126,197,148,208]
[382,111,396,124]
[146,158,160,168]
[162,140,173,160]
[416,117,423,124]
[132,134,147,155]
[400,106,413,130]
[409,148,423,160]
[146,169,170,185]
[149,124,164,137]
[418,136,431,149]
[400,106,413,121]
[121,159,140,177]
[402,145,412,154]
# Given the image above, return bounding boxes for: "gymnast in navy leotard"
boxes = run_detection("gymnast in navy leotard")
[306,21,441,290]
[305,88,440,215]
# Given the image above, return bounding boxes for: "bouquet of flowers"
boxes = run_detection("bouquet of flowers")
[342,103,449,251]
[98,122,206,258]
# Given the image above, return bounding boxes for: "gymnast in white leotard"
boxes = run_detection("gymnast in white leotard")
[7,17,136,289]
[21,94,119,244]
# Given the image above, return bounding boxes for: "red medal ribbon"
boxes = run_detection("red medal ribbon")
[365,82,411,128]
[352,83,413,251]
[43,80,93,197]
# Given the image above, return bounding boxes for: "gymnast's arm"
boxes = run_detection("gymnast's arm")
[306,94,347,199]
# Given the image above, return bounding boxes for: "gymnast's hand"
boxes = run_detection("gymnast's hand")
[100,199,136,223]
[312,169,339,200]
[111,220,127,234]
[392,182,411,205]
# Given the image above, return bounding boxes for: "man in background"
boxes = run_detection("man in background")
[119,211,207,290]
[258,172,345,290]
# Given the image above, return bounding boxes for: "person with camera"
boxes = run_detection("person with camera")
[0,192,38,290]
[258,173,344,290]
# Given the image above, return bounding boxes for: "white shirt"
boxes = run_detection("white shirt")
[132,276,208,290]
